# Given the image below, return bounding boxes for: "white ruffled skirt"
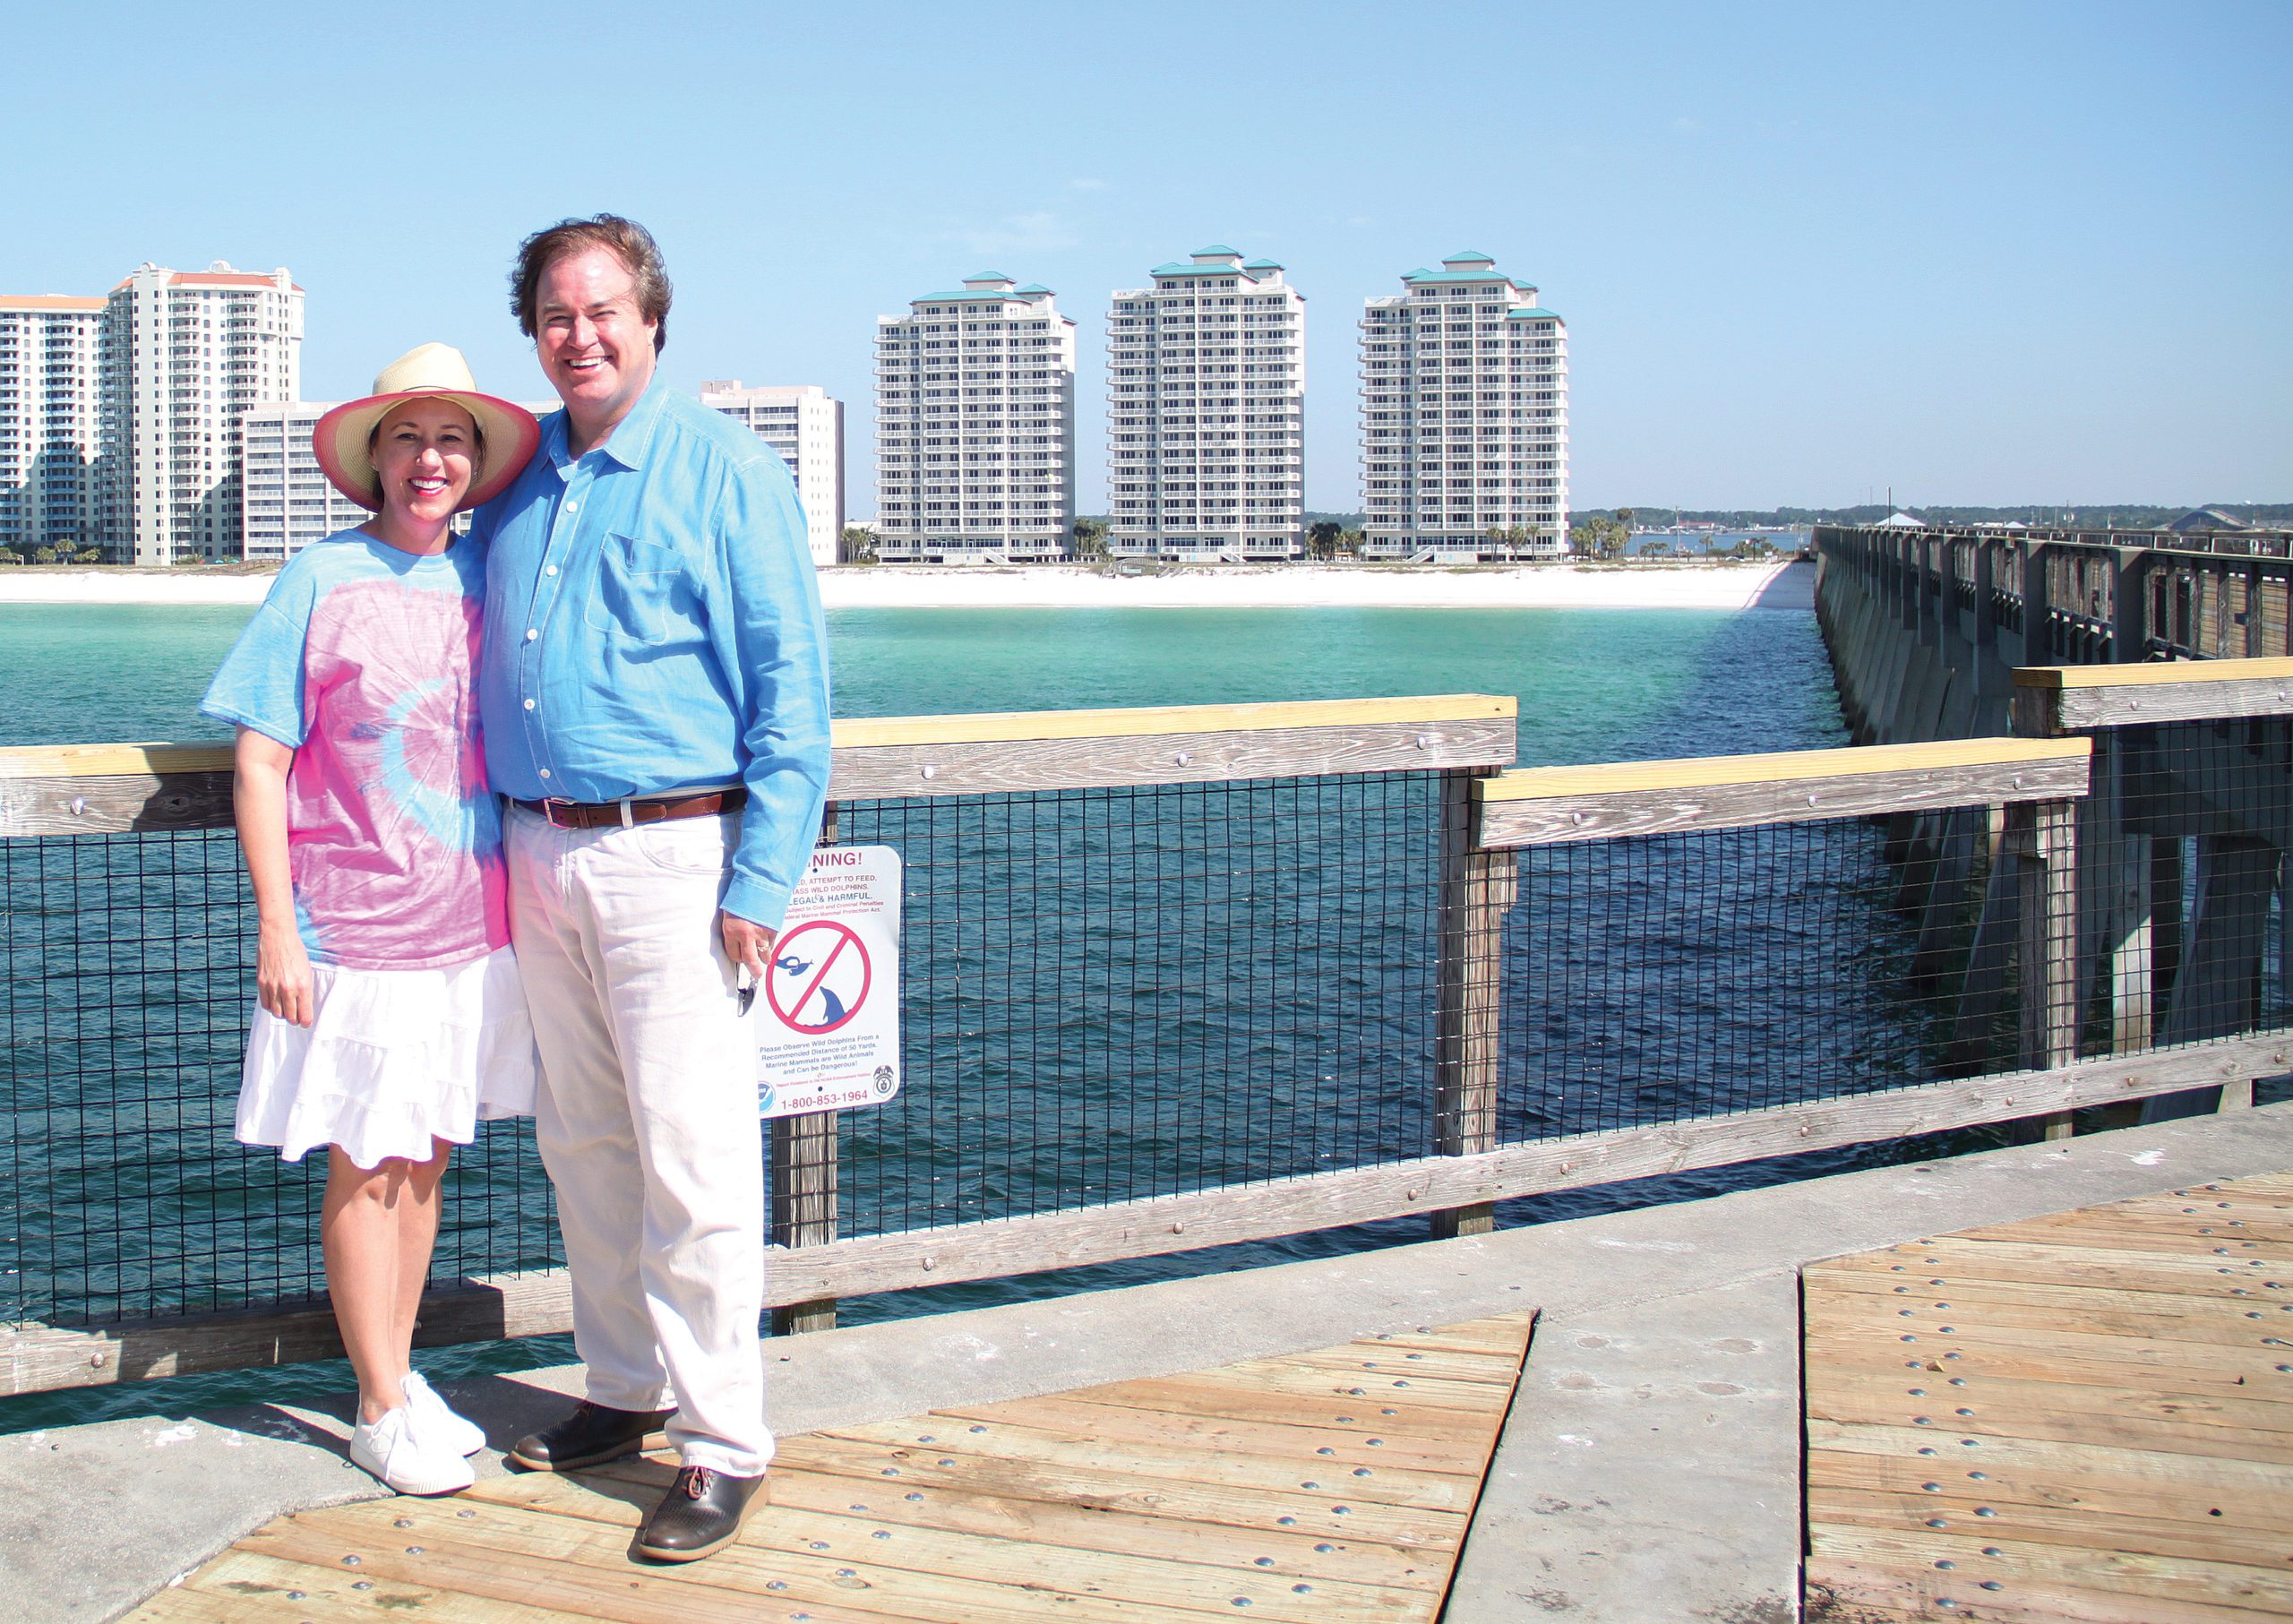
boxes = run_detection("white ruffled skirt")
[236,944,538,1169]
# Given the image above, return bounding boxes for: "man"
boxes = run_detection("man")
[474,215,830,1561]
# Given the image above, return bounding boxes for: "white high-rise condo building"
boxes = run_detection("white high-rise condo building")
[874,273,1076,563]
[1107,246,1305,562]
[100,262,304,564]
[699,382,845,567]
[0,296,107,555]
[1359,252,1567,560]
[240,395,557,562]
[239,403,366,562]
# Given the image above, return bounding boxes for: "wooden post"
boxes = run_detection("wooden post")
[770,803,842,1335]
[2015,798,2081,1139]
[1433,766,1515,1240]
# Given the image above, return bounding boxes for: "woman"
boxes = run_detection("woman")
[201,343,541,1495]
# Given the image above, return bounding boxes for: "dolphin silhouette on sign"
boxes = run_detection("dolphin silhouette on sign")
[774,951,848,1026]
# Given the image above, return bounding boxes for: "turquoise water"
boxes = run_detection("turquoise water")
[0,597,1834,766]
[4,593,1901,1431]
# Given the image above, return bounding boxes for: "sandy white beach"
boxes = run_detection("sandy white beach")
[0,559,1810,612]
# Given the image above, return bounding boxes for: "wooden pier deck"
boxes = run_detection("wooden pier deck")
[1805,1172,2293,1622]
[123,1313,1534,1623]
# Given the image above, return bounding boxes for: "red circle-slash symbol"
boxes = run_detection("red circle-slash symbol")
[765,920,872,1035]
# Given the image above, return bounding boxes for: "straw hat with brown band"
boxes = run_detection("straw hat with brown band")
[313,342,541,511]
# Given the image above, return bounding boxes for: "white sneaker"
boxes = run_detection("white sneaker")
[349,1405,476,1496]
[402,1371,486,1456]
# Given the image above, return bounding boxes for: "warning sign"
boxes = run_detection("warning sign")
[751,845,902,1120]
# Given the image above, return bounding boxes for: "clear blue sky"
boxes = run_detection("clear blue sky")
[6,3,2287,514]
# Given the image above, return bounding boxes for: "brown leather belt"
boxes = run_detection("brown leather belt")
[511,787,747,830]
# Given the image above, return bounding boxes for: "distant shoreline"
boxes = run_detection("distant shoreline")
[0,558,1810,612]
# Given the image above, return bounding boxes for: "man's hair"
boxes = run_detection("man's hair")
[510,214,671,354]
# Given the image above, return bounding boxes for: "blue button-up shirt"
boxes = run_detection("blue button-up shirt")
[475,379,832,930]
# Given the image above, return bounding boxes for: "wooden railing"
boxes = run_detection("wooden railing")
[4,676,2289,1395]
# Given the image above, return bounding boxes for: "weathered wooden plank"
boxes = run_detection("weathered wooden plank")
[1935,1223,2293,1262]
[820,1412,1483,1508]
[1808,1267,2293,1329]
[832,693,1518,750]
[1805,1311,2290,1375]
[1480,735,2090,799]
[1809,1525,2293,1617]
[250,1506,965,1624]
[752,1035,2289,1308]
[0,1268,573,1395]
[1231,1343,1528,1386]
[772,1431,1459,1549]
[1808,1365,2293,1440]
[770,1104,840,1336]
[21,1045,2282,1396]
[469,1456,1456,1595]
[1812,1343,2283,1402]
[830,716,1518,798]
[1805,1420,2293,1521]
[2017,798,2081,1140]
[1806,1551,2281,1624]
[1812,1241,2293,1307]
[176,1548,599,1623]
[1432,765,1510,1239]
[0,696,1521,835]
[1475,743,2091,846]
[0,719,1523,834]
[919,1395,1492,1478]
[1804,1432,2293,1535]
[2012,659,2293,730]
[1808,1374,2293,1461]
[1055,1372,1507,1446]
[0,767,236,835]
[2015,654,2293,692]
[1808,1484,2293,1571]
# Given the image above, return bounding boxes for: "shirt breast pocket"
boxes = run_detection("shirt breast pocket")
[583,532,700,645]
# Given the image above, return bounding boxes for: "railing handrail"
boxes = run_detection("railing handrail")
[0,692,1529,834]
[2009,655,2293,732]
[1481,736,2087,799]
[1474,735,2091,847]
[0,741,234,778]
[0,694,1524,784]
[834,692,1517,748]
[2011,654,2293,691]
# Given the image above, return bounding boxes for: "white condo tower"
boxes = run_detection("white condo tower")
[1106,246,1305,562]
[1359,252,1567,560]
[874,273,1077,563]
[0,296,107,555]
[101,262,304,564]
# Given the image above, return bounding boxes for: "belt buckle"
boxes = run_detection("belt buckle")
[541,797,577,830]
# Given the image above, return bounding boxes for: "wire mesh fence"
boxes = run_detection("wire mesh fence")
[3,719,2284,1341]
[829,772,1447,1238]
[1499,815,1980,1145]
[0,830,557,1328]
[2075,716,2292,1101]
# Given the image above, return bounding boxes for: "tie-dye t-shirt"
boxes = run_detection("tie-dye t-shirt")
[201,529,506,972]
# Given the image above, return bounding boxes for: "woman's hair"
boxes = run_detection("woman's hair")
[366,402,485,506]
[508,214,672,353]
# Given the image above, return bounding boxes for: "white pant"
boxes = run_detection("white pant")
[504,805,770,1476]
